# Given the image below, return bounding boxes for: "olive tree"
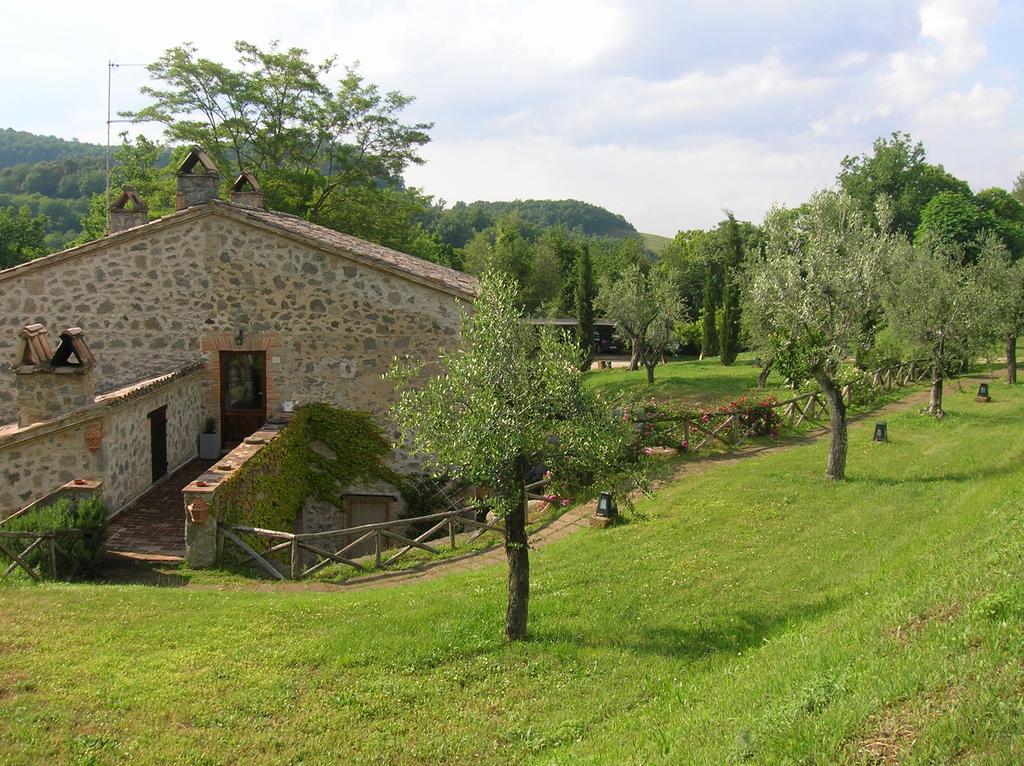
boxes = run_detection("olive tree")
[596,263,684,384]
[744,191,895,480]
[996,255,1024,384]
[388,273,637,640]
[884,234,1007,415]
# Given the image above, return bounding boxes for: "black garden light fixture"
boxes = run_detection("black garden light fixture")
[873,422,888,443]
[596,491,618,518]
[976,382,991,402]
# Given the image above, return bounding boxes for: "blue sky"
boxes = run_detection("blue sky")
[1,0,1020,234]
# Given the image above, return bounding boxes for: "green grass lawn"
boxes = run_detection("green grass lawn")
[585,352,802,409]
[3,378,1024,764]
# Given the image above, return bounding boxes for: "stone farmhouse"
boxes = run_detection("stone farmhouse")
[0,147,477,549]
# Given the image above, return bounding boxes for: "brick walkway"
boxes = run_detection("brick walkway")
[106,460,215,559]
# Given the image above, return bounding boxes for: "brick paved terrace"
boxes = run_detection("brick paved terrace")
[106,460,214,560]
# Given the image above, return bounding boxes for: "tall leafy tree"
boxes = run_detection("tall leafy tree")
[718,269,740,365]
[575,242,596,370]
[884,234,1006,415]
[0,206,46,269]
[597,264,684,384]
[127,41,431,223]
[700,272,718,360]
[744,191,895,480]
[838,131,971,236]
[388,274,636,640]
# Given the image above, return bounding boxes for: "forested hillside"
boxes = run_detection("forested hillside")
[0,125,649,298]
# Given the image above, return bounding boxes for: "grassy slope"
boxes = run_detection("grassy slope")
[639,232,672,254]
[3,380,1024,764]
[585,352,793,409]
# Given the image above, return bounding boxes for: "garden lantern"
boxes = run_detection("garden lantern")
[976,383,990,402]
[873,422,887,443]
[596,491,618,518]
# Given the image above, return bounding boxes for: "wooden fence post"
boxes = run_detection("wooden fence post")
[46,536,57,579]
[449,516,456,549]
[375,530,382,568]
[289,539,300,580]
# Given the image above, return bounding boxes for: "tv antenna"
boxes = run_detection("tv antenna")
[106,61,147,230]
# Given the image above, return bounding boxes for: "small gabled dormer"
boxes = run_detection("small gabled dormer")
[230,171,263,210]
[108,186,149,234]
[13,326,96,427]
[175,146,221,210]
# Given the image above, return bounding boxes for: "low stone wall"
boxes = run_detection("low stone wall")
[0,364,204,518]
[182,405,407,568]
[0,418,102,515]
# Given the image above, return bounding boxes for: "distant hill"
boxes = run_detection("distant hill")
[457,199,637,239]
[0,128,105,167]
[639,232,672,254]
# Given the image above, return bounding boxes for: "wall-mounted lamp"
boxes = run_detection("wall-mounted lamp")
[234,327,245,347]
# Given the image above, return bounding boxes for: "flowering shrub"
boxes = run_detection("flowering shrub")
[621,396,782,454]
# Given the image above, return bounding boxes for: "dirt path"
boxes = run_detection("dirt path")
[168,381,955,594]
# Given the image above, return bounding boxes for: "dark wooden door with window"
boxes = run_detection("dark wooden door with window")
[220,351,267,447]
[148,406,168,483]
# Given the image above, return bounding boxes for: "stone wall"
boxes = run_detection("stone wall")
[0,366,204,518]
[0,202,469,517]
[0,205,465,441]
[0,215,214,425]
[15,366,95,427]
[0,418,102,515]
[98,369,204,510]
[197,214,463,440]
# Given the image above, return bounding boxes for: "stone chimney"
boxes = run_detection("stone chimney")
[175,146,221,210]
[108,186,149,234]
[13,326,96,427]
[229,171,263,209]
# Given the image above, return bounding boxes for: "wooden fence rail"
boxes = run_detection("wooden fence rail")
[217,505,503,581]
[633,358,931,457]
[0,529,84,581]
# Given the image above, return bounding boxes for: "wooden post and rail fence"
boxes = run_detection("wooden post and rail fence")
[217,504,509,581]
[632,358,931,455]
[0,528,85,581]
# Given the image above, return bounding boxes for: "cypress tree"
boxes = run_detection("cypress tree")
[719,270,740,365]
[700,272,718,359]
[575,243,595,371]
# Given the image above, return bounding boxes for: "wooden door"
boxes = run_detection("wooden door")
[148,406,168,482]
[343,495,394,557]
[220,351,267,447]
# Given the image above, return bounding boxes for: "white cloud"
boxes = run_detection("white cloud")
[405,135,840,234]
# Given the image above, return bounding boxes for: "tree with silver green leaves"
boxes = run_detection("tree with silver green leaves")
[387,273,638,641]
[883,234,1007,416]
[596,263,684,384]
[744,191,897,480]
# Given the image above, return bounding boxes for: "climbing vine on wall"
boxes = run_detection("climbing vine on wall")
[212,403,399,533]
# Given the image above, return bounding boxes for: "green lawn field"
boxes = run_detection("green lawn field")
[2,375,1023,764]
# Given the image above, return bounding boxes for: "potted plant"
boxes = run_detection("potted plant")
[199,417,220,459]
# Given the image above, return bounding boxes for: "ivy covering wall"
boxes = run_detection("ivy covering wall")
[212,404,399,533]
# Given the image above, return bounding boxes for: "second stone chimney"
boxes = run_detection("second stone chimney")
[108,186,149,234]
[230,171,263,209]
[175,146,221,210]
